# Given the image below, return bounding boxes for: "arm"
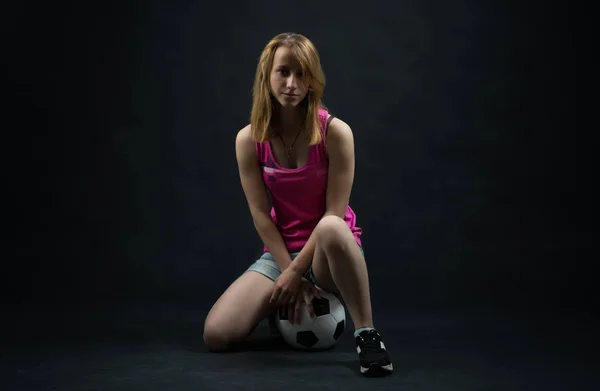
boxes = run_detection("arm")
[289,118,356,275]
[235,126,293,271]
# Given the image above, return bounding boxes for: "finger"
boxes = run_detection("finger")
[294,297,303,323]
[303,290,314,318]
[279,295,288,320]
[292,295,300,323]
[312,286,321,299]
[280,289,291,306]
[288,296,296,323]
[275,292,284,306]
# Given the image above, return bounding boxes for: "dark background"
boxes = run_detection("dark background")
[4,0,588,335]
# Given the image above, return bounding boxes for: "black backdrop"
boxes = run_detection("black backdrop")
[5,0,585,323]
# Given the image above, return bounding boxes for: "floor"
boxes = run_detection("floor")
[3,303,599,390]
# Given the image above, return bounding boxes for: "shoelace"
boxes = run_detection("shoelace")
[359,333,380,351]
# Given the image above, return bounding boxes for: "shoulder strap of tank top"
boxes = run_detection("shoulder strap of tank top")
[326,115,335,135]
[255,138,266,163]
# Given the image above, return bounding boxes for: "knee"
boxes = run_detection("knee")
[203,323,228,352]
[316,215,351,253]
[203,320,239,352]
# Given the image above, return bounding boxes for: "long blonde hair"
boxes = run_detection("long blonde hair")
[250,32,327,145]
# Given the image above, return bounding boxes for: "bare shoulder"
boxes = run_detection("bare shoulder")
[235,124,255,161]
[327,117,354,147]
[236,124,252,144]
[236,124,253,149]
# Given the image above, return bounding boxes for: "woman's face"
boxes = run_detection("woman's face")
[269,45,308,109]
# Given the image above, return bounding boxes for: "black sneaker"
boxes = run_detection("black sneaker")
[355,329,393,376]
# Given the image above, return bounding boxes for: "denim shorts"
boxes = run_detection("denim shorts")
[246,246,365,295]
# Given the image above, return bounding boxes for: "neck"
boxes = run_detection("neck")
[273,106,306,136]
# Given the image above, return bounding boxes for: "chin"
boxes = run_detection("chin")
[277,99,300,108]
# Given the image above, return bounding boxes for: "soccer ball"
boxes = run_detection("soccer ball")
[275,287,346,350]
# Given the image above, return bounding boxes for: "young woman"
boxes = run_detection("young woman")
[203,32,393,377]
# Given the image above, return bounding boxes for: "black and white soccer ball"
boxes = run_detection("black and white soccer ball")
[275,287,346,350]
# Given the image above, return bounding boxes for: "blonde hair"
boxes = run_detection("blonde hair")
[250,32,327,145]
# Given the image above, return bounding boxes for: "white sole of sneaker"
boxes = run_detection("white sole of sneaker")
[361,363,393,375]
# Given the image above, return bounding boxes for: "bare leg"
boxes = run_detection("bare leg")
[203,271,276,351]
[306,216,393,377]
[310,215,374,331]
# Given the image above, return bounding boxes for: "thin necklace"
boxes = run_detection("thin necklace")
[277,127,303,161]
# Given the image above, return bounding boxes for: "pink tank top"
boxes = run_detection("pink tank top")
[255,108,362,253]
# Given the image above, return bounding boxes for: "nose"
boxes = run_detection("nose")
[286,75,298,90]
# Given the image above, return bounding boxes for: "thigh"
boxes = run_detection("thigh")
[204,270,276,339]
[310,240,365,293]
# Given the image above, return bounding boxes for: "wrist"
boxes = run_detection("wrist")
[289,259,308,275]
